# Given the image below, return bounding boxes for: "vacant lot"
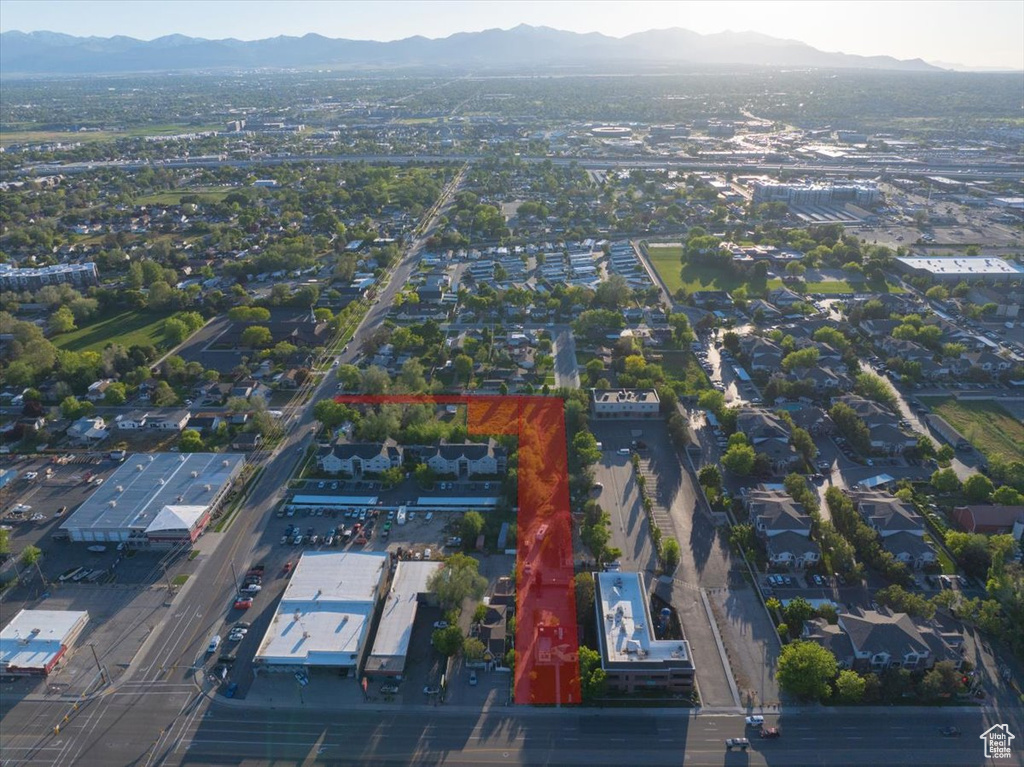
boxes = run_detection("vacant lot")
[53,311,171,353]
[922,397,1024,465]
[135,187,235,205]
[646,246,744,293]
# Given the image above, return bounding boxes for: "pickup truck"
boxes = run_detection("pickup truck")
[725,738,750,751]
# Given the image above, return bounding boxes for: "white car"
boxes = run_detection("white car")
[745,716,765,727]
[433,621,449,629]
[13,504,32,513]
[24,472,38,480]
[242,584,262,594]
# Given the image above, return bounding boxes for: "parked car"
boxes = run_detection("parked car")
[380,684,399,694]
[469,671,478,686]
[433,621,449,629]
[761,727,780,739]
[745,716,764,727]
[233,597,253,610]
[423,685,441,695]
[725,738,750,751]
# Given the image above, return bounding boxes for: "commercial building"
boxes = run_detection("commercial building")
[254,551,388,674]
[363,560,443,679]
[59,453,245,546]
[590,389,661,419]
[750,180,879,206]
[894,256,1024,284]
[0,610,89,676]
[0,262,99,291]
[593,571,695,694]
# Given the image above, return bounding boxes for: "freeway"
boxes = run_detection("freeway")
[21,153,1024,182]
[2,700,1015,766]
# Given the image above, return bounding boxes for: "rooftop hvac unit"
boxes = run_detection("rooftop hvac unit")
[179,455,186,463]
[222,460,229,467]
[116,485,124,492]
[176,496,184,503]
[137,464,145,471]
[191,471,199,478]
[108,500,117,507]
[204,484,211,492]
[302,632,309,639]
[157,478,165,485]
[293,609,301,622]
[149,455,155,462]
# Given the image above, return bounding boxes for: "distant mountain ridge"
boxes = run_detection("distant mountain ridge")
[0,25,944,76]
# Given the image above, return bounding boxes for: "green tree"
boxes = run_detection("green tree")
[874,584,935,618]
[453,354,474,385]
[698,464,722,491]
[164,317,190,345]
[104,382,127,405]
[460,511,485,542]
[854,372,898,410]
[0,527,10,557]
[574,572,595,624]
[578,645,607,701]
[398,359,428,393]
[48,306,77,334]
[963,474,994,502]
[782,597,815,637]
[313,399,351,429]
[662,538,681,572]
[936,444,955,463]
[722,443,756,476]
[472,603,489,624]
[835,669,866,704]
[992,485,1024,505]
[19,544,45,584]
[776,641,838,702]
[414,463,437,489]
[240,326,273,349]
[463,636,487,662]
[427,553,488,612]
[60,396,94,420]
[571,430,601,467]
[920,660,963,700]
[179,429,205,452]
[432,625,464,656]
[931,468,961,494]
[151,381,178,406]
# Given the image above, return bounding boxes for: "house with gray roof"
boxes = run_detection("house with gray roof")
[743,489,819,569]
[412,439,507,478]
[848,489,936,568]
[803,607,963,672]
[318,441,403,476]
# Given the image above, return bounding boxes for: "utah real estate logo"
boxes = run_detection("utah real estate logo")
[980,724,1015,759]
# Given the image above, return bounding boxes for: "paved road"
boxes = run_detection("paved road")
[551,325,580,389]
[2,701,1013,766]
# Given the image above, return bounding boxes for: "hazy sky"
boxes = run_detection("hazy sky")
[2,0,1022,69]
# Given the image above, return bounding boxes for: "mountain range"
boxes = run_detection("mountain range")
[0,25,943,76]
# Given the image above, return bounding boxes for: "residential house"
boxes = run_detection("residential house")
[767,286,804,310]
[147,409,192,432]
[833,395,916,455]
[743,488,820,569]
[230,432,262,451]
[739,337,784,373]
[951,505,1024,535]
[735,407,801,473]
[803,607,964,672]
[963,351,1012,374]
[849,489,936,568]
[117,410,150,430]
[66,416,109,445]
[317,441,403,476]
[187,413,223,434]
[85,379,116,402]
[414,439,507,478]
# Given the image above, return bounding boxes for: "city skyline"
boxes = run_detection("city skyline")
[1,0,1022,71]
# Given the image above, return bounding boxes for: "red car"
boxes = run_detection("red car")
[233,597,253,610]
[761,727,780,739]
[283,561,293,574]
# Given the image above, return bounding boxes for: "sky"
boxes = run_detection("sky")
[1,0,1022,70]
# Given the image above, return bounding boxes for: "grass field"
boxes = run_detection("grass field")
[647,245,902,296]
[135,187,234,205]
[657,350,711,395]
[0,124,224,147]
[53,311,171,353]
[921,397,1024,465]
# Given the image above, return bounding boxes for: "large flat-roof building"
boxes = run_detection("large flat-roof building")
[593,571,695,694]
[0,609,89,676]
[590,389,661,419]
[60,453,245,546]
[0,262,99,291]
[254,551,388,674]
[363,560,443,679]
[895,256,1024,284]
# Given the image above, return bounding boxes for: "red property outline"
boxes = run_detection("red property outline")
[333,394,580,705]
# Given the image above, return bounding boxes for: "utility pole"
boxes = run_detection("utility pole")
[89,644,106,684]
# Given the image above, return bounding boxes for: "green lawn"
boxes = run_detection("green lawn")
[52,311,172,353]
[135,187,234,205]
[647,246,746,293]
[921,397,1024,465]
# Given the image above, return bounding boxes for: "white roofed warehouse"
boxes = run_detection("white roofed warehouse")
[0,610,89,676]
[59,453,245,547]
[254,551,388,674]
